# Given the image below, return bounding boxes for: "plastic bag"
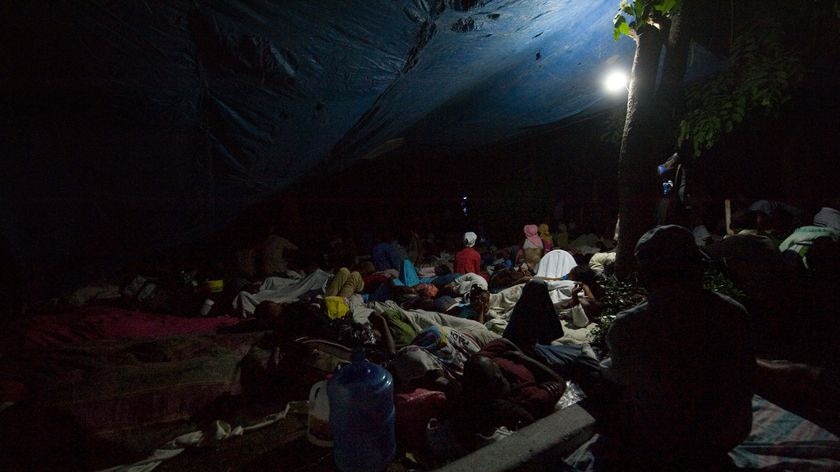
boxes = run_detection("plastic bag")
[557,380,586,409]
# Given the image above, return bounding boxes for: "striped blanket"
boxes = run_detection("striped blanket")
[562,395,840,471]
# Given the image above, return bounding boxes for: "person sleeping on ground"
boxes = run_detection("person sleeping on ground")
[402,284,491,323]
[450,339,566,451]
[233,263,366,317]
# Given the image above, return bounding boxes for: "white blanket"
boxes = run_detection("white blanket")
[487,280,578,321]
[232,269,332,317]
[534,249,578,279]
[368,300,500,347]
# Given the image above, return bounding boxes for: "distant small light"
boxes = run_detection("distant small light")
[604,71,628,93]
[462,196,468,200]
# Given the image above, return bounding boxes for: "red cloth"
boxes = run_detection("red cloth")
[394,388,448,451]
[477,340,559,419]
[454,247,482,275]
[362,272,391,293]
[17,306,240,350]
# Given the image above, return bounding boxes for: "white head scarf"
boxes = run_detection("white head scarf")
[463,232,477,248]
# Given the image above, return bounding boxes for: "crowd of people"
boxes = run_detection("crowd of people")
[27,199,840,469]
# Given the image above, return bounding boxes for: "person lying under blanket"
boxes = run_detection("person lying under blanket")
[450,338,566,451]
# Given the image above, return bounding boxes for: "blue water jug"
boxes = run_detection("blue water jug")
[328,348,396,472]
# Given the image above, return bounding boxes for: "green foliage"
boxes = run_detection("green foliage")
[678,25,804,156]
[588,274,647,350]
[589,268,744,350]
[613,0,681,40]
[703,268,746,303]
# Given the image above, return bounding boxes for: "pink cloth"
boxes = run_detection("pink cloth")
[523,224,542,248]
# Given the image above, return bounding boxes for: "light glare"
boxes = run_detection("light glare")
[604,71,628,93]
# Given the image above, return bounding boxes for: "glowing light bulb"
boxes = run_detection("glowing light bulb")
[604,71,629,93]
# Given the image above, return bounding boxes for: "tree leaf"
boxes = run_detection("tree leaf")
[614,14,626,28]
[654,0,678,13]
[634,2,645,19]
[619,21,631,36]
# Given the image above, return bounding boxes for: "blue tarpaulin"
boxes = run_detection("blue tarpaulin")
[1,0,717,294]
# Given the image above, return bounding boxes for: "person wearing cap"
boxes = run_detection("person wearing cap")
[601,225,755,470]
[454,232,482,276]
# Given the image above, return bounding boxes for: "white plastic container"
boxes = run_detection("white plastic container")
[200,299,215,316]
[307,380,333,447]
